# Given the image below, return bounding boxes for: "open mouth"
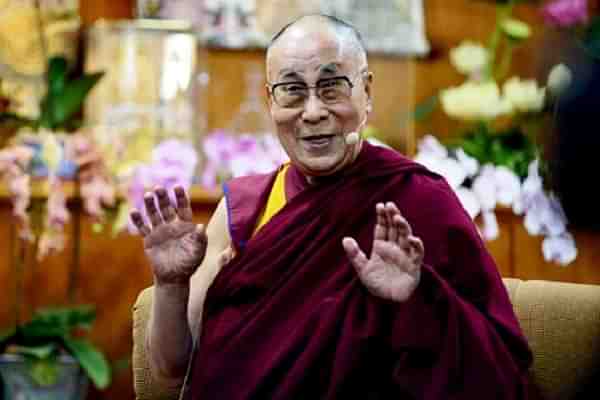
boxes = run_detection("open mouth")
[301,134,336,145]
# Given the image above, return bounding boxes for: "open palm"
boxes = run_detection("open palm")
[343,202,424,302]
[130,186,207,285]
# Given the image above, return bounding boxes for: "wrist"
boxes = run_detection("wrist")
[153,278,191,296]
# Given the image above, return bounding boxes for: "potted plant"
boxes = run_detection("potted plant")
[0,54,109,399]
[0,306,110,399]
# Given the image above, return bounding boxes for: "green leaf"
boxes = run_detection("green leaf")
[21,306,96,340]
[458,125,494,163]
[63,337,111,389]
[0,326,16,344]
[0,112,36,130]
[45,72,104,129]
[501,18,531,41]
[10,344,58,359]
[47,56,68,95]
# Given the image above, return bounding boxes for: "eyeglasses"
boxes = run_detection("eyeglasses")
[268,76,355,108]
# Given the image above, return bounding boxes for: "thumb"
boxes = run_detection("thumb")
[342,237,369,272]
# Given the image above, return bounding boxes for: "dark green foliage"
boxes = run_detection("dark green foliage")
[0,306,111,389]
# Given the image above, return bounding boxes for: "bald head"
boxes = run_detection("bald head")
[266,14,368,79]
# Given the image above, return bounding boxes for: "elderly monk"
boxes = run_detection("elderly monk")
[130,14,532,400]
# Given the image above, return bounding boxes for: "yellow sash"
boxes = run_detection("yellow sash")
[253,164,289,235]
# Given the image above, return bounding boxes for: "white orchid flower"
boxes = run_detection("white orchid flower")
[503,77,546,113]
[416,155,468,190]
[440,81,513,121]
[494,166,522,207]
[472,164,497,211]
[512,196,525,216]
[545,194,569,236]
[439,158,469,189]
[455,187,481,219]
[455,148,480,178]
[449,41,489,77]
[542,232,578,266]
[414,152,443,173]
[481,210,500,241]
[523,191,567,237]
[523,191,550,236]
[520,160,543,209]
[417,134,448,159]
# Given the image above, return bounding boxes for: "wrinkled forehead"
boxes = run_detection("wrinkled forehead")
[267,27,362,81]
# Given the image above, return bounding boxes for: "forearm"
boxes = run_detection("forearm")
[147,281,194,386]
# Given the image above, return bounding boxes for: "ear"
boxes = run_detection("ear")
[265,84,273,108]
[364,71,373,114]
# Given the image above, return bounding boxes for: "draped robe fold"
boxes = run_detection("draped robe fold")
[182,142,532,399]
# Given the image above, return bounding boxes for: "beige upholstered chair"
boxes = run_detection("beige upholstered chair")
[133,278,600,400]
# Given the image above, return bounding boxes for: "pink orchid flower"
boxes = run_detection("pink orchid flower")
[542,0,589,28]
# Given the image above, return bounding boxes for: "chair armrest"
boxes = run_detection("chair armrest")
[132,287,181,400]
[504,279,600,400]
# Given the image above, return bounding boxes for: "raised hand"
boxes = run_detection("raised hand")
[342,202,424,302]
[130,186,208,286]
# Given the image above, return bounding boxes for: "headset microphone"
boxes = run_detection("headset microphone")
[345,116,368,146]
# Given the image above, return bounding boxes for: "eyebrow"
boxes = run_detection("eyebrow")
[277,62,343,81]
[317,63,341,75]
[278,69,303,80]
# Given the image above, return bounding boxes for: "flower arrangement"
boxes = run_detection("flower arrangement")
[0,56,104,258]
[414,0,599,265]
[121,138,198,233]
[199,130,289,189]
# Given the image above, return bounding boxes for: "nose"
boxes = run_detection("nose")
[301,90,329,124]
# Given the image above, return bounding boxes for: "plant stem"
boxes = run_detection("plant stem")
[29,236,39,319]
[68,177,81,304]
[486,2,515,80]
[33,0,49,63]
[496,40,515,81]
[10,224,26,329]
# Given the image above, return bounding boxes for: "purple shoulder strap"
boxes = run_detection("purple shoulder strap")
[222,172,277,251]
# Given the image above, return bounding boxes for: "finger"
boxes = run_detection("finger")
[385,202,399,243]
[374,203,387,241]
[156,187,176,223]
[393,213,412,244]
[408,236,425,270]
[387,202,412,237]
[174,186,193,221]
[392,215,410,253]
[130,209,151,236]
[342,237,369,272]
[144,192,163,228]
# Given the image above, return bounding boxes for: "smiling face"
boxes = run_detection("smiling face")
[266,19,372,181]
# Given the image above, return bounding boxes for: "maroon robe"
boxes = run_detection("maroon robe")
[182,141,532,399]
